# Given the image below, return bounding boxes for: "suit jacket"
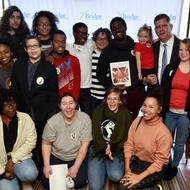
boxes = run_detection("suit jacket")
[11,57,59,122]
[153,35,180,77]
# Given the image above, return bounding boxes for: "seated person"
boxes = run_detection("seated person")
[119,87,173,190]
[88,86,131,190]
[42,92,92,189]
[0,89,38,190]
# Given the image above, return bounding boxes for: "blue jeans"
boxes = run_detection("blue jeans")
[165,111,190,167]
[0,158,38,190]
[88,151,124,190]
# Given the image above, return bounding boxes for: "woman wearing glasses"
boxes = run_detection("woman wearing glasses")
[0,89,38,190]
[88,86,131,190]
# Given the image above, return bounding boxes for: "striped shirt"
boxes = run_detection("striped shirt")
[91,49,106,100]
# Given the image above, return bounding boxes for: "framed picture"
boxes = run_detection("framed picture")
[110,61,131,87]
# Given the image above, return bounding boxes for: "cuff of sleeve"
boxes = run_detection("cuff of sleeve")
[143,77,147,86]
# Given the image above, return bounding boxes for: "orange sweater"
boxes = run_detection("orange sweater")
[124,117,172,174]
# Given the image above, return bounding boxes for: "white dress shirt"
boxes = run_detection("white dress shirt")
[158,35,174,83]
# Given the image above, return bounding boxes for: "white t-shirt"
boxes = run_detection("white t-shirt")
[66,40,95,88]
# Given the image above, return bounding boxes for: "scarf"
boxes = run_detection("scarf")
[91,104,131,158]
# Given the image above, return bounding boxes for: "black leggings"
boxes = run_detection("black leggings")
[119,155,165,190]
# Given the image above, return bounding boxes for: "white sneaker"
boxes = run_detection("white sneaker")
[156,184,162,190]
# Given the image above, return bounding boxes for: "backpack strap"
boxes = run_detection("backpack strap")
[135,117,143,132]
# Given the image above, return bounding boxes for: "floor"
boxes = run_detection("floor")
[179,160,190,190]
[33,159,190,190]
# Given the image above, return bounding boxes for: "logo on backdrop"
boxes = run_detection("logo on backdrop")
[117,11,139,20]
[80,11,102,20]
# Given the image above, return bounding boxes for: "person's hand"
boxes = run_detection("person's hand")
[5,158,14,174]
[121,172,142,188]
[67,165,79,179]
[144,74,158,85]
[138,72,142,81]
[45,55,54,64]
[105,142,114,160]
[4,172,14,179]
[120,169,131,186]
[43,165,52,179]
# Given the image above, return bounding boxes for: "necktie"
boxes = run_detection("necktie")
[160,44,167,79]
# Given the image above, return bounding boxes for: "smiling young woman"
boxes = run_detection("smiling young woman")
[88,86,131,190]
[41,92,92,189]
[161,38,190,180]
[119,87,172,190]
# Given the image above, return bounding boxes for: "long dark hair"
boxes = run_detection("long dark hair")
[32,11,59,36]
[0,6,29,36]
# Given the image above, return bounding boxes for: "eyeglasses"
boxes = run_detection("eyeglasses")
[38,22,50,27]
[77,31,89,37]
[26,44,40,50]
[107,98,119,102]
[3,102,16,109]
[96,37,108,41]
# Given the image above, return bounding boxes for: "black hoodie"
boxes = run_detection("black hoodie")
[97,35,141,89]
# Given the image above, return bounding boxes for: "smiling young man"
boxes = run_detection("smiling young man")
[97,17,145,120]
[11,35,59,170]
[66,22,95,116]
[50,30,81,104]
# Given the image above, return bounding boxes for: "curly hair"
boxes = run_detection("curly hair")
[0,6,29,35]
[92,27,112,42]
[32,10,59,36]
[146,86,164,107]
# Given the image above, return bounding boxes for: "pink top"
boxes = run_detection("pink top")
[134,43,154,69]
[170,67,190,110]
[124,117,172,174]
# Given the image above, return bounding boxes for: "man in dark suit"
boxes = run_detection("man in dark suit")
[144,14,180,85]
[11,35,59,168]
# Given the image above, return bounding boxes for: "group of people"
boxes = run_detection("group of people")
[0,4,189,190]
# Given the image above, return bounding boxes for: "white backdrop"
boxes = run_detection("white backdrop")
[9,0,184,42]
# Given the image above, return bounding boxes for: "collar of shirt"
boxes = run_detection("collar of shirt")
[28,59,40,67]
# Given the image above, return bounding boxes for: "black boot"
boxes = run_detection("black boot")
[163,165,178,180]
